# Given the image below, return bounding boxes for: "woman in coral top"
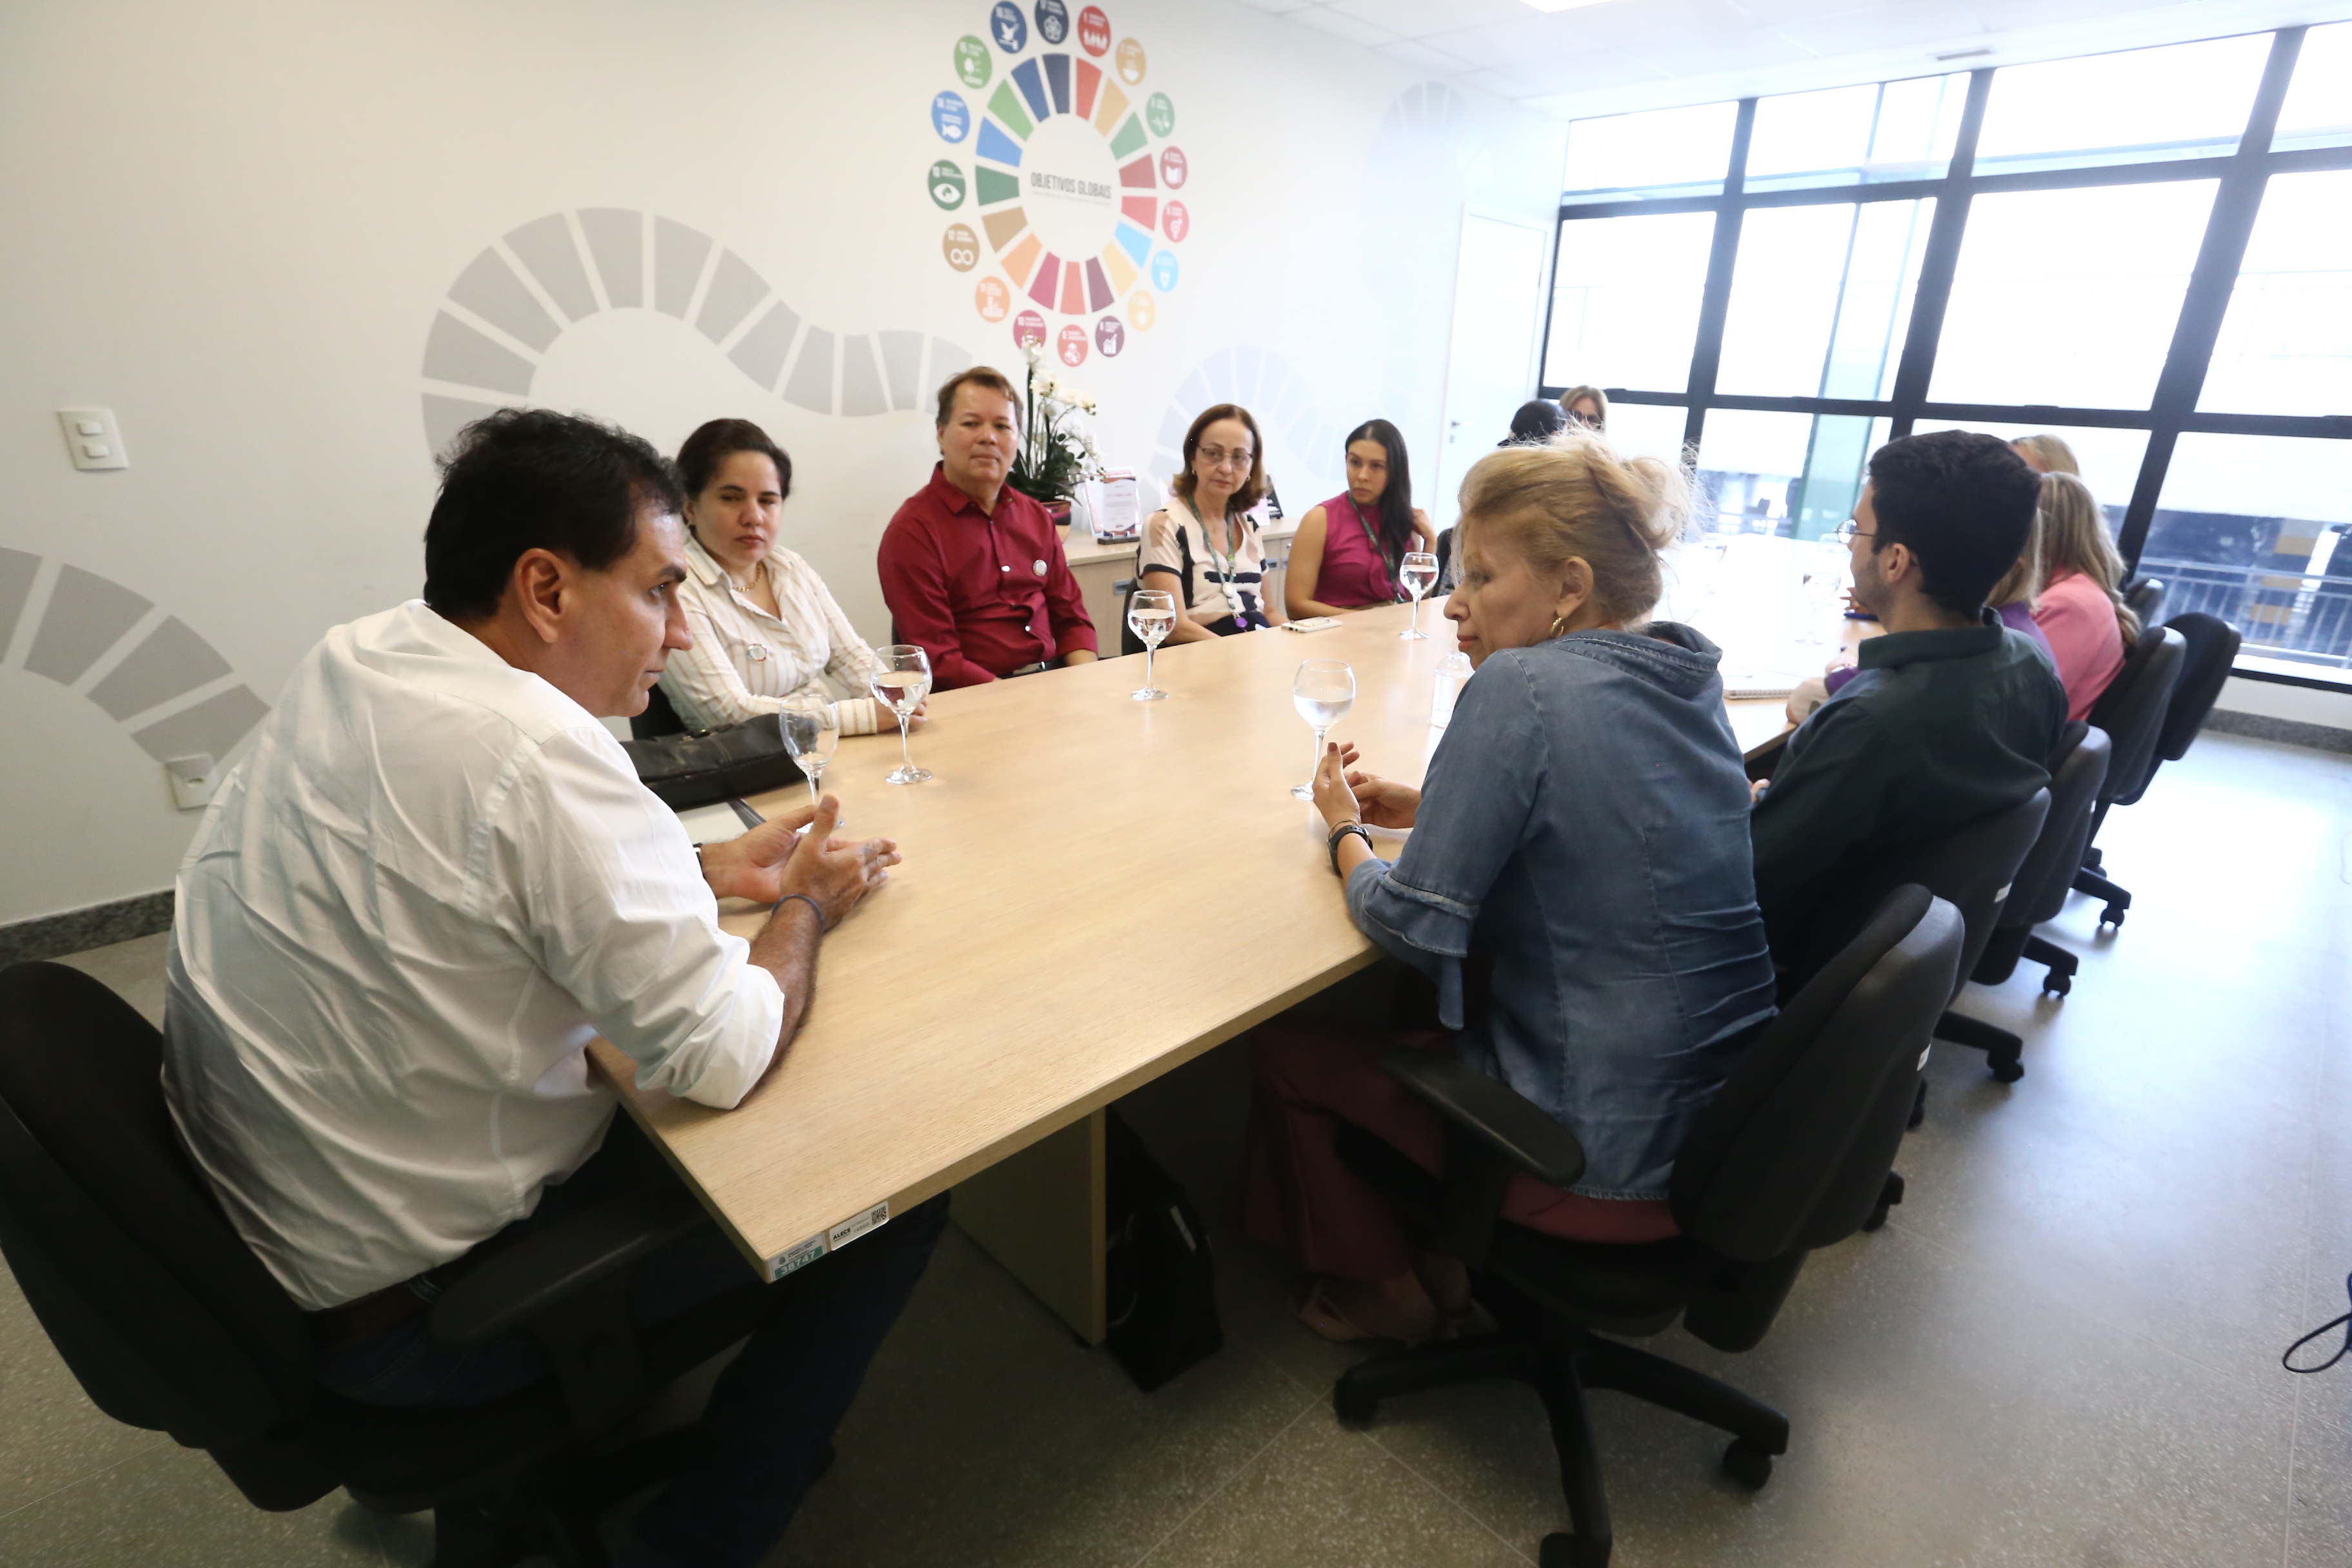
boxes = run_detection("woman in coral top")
[2032,471,2141,721]
[1285,418,1437,619]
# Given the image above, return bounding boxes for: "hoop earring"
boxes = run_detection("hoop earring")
[1547,614,1571,640]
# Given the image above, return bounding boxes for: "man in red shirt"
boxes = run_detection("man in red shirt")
[877,368,1099,689]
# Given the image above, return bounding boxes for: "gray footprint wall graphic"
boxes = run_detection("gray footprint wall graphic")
[420,210,972,456]
[1,548,270,767]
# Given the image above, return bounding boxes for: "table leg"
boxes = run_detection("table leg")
[953,1107,1108,1344]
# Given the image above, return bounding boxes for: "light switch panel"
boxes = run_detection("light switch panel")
[166,753,219,811]
[57,407,128,471]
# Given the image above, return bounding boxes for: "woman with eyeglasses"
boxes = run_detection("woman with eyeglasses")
[1284,418,1436,621]
[1558,384,1609,433]
[1139,404,1280,644]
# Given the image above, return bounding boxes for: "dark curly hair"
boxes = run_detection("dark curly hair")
[1865,431,2042,619]
[423,408,683,622]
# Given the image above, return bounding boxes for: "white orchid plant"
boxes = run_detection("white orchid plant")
[1008,340,1104,508]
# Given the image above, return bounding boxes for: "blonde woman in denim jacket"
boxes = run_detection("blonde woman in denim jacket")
[1245,435,1779,1346]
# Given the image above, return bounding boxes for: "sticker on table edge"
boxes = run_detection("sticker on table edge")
[765,1200,894,1280]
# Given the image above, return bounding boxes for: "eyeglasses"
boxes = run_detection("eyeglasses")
[1832,520,1877,544]
[1197,445,1255,471]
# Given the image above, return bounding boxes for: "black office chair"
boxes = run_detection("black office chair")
[1932,727,2110,1073]
[0,961,779,1568]
[630,683,689,740]
[1776,781,2046,1086]
[2122,575,2166,631]
[1331,885,1963,1568]
[2069,626,2186,928]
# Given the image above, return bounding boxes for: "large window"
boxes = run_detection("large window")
[1542,24,2352,683]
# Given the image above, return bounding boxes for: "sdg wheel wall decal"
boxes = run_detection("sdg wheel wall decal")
[928,3,1187,368]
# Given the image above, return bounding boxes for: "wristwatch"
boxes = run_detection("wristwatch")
[1327,820,1374,875]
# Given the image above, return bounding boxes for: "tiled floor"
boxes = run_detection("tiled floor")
[7,730,2351,1565]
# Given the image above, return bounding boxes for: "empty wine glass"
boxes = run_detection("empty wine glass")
[870,645,933,785]
[1127,589,1176,701]
[1398,551,1439,640]
[1290,658,1355,801]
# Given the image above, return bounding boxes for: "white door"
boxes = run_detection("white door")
[1433,212,1550,531]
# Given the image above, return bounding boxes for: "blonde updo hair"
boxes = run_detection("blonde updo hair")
[2013,433,2080,476]
[1455,431,1689,629]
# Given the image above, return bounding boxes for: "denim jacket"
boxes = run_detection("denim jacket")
[1344,623,1779,1200]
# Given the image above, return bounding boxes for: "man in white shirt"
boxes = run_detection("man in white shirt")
[164,408,942,1568]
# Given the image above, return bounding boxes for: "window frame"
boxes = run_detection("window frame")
[1540,26,2352,688]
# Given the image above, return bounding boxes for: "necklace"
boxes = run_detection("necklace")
[1180,495,1253,624]
[1344,496,1405,601]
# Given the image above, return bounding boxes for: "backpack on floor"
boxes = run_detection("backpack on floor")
[1102,1108,1222,1391]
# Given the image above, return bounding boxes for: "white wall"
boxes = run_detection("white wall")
[0,0,1566,926]
[2213,674,2352,730]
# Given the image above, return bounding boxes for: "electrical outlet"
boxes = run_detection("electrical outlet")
[166,754,218,811]
[57,407,129,471]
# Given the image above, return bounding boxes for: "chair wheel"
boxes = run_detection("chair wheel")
[1990,1057,2024,1084]
[1539,1530,1610,1567]
[1722,1438,1775,1490]
[1333,1378,1378,1428]
[2101,906,2126,929]
[1861,1203,1890,1232]
[2043,973,2071,997]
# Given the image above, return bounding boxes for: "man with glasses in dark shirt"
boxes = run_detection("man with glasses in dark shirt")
[1750,430,2067,956]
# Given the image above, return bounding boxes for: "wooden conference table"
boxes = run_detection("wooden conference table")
[592,603,1806,1340]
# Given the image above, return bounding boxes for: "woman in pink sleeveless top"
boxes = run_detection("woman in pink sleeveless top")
[1286,419,1436,618]
[2028,471,2138,720]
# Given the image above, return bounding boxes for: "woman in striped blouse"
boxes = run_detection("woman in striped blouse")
[659,418,917,735]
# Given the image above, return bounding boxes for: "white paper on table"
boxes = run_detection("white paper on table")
[1092,469,1141,540]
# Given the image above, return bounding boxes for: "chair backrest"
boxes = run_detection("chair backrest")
[2086,625,2183,807]
[1783,789,2048,999]
[1672,885,1962,1262]
[630,683,689,740]
[0,963,313,1453]
[2006,723,2112,928]
[2124,576,2166,629]
[2150,611,2241,770]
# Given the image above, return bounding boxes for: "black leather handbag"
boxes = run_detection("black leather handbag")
[618,714,804,809]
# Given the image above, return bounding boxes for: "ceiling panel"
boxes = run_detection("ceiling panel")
[1765,1,1984,55]
[1328,0,1535,35]
[1246,0,2352,117]
[1569,0,1772,50]
[1290,6,1404,44]
[1422,13,1614,69]
[1624,24,1821,75]
[1377,36,1479,72]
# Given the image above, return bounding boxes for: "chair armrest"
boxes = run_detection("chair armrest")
[427,1186,708,1352]
[1378,1048,1587,1189]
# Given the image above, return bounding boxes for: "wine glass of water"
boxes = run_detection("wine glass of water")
[778,710,842,818]
[870,645,932,785]
[1398,551,1439,640]
[1291,659,1355,801]
[1128,589,1176,701]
